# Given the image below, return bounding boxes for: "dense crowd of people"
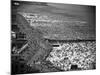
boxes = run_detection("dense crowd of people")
[46,41,96,70]
[15,12,96,71]
[19,12,86,26]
